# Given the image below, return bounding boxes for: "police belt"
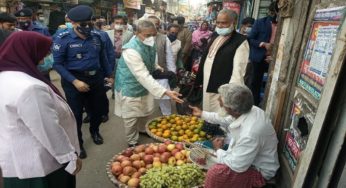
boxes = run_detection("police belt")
[70,70,99,76]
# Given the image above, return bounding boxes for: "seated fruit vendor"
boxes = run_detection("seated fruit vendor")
[189,83,279,188]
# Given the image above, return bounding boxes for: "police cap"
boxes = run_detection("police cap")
[68,5,93,22]
[15,8,33,17]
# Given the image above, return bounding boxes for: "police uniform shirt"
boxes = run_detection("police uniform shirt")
[94,29,116,70]
[52,28,112,83]
[29,21,51,37]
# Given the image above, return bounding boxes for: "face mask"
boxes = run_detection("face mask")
[167,34,177,42]
[95,22,105,29]
[215,25,234,36]
[18,21,31,30]
[37,54,54,72]
[76,25,92,37]
[65,22,73,29]
[114,24,124,30]
[245,27,252,35]
[143,36,155,47]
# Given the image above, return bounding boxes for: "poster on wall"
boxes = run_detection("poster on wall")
[297,6,346,100]
[123,0,141,10]
[223,2,241,15]
[283,92,316,172]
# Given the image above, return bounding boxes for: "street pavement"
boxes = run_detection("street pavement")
[50,71,163,188]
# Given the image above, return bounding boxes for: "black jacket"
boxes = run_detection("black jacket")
[195,31,247,93]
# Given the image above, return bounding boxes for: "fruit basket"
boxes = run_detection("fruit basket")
[106,142,196,188]
[145,114,209,144]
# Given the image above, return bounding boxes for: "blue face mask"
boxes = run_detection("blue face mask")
[215,26,234,36]
[37,54,54,72]
[66,22,73,29]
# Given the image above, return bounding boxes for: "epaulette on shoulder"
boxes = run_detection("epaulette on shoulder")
[57,31,70,38]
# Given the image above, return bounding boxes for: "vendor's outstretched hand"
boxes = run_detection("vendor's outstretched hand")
[189,105,202,117]
[165,90,184,104]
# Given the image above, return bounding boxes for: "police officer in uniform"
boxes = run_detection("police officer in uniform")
[14,8,50,37]
[52,5,113,159]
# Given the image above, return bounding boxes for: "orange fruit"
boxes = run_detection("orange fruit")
[162,132,170,138]
[178,136,184,142]
[156,132,162,137]
[199,131,206,137]
[171,135,178,141]
[151,129,157,133]
[178,130,185,136]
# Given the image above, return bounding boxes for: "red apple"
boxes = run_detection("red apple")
[152,145,159,152]
[119,156,130,162]
[127,177,140,187]
[158,144,167,153]
[146,164,153,169]
[121,160,132,168]
[131,172,141,178]
[153,153,161,158]
[145,147,154,155]
[134,145,146,153]
[143,155,154,164]
[122,166,136,176]
[160,155,169,163]
[116,155,125,162]
[164,140,173,145]
[130,154,141,161]
[119,174,131,184]
[138,152,146,159]
[153,157,160,162]
[111,164,122,176]
[132,160,142,169]
[171,149,179,156]
[122,148,133,157]
[152,161,162,168]
[162,152,171,159]
[175,143,184,150]
[174,152,184,160]
[138,167,147,175]
[112,161,121,166]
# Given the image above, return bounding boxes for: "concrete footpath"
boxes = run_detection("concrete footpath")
[51,71,160,188]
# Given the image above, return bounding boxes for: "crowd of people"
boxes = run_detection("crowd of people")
[0,2,280,188]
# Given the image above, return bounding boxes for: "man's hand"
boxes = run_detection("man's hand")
[105,77,114,85]
[72,79,90,92]
[165,90,184,104]
[212,137,225,150]
[72,158,82,175]
[188,105,202,117]
[263,42,273,51]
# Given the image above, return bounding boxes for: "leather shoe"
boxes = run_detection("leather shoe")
[101,115,109,123]
[79,146,87,159]
[91,132,104,145]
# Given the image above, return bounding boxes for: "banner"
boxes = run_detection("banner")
[223,2,241,15]
[123,0,141,10]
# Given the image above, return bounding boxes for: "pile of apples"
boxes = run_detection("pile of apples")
[111,141,190,187]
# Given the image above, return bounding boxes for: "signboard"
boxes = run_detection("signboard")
[283,92,316,172]
[223,2,241,15]
[297,6,346,100]
[123,0,141,10]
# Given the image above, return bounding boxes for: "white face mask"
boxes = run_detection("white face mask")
[114,24,124,31]
[143,36,155,47]
[215,25,234,36]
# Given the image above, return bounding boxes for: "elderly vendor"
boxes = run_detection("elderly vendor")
[114,19,183,147]
[190,83,279,188]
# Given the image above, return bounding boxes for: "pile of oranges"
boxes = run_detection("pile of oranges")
[147,114,208,143]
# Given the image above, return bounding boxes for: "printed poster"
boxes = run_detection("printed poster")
[297,6,345,100]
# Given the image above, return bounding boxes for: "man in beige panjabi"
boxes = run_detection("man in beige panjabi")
[195,9,250,113]
[114,20,183,147]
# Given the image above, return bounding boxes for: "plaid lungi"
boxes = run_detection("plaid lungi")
[204,164,265,188]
